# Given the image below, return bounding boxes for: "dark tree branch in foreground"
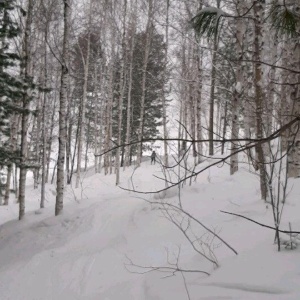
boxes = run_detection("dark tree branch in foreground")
[221,210,300,234]
[96,116,300,157]
[119,116,300,196]
[141,200,238,256]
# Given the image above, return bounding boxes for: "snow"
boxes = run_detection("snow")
[200,7,231,18]
[235,81,242,94]
[0,158,300,299]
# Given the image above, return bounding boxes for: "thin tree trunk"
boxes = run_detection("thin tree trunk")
[253,0,267,200]
[221,101,228,155]
[162,0,170,168]
[208,0,220,156]
[46,80,58,183]
[33,92,42,189]
[196,44,203,163]
[18,0,34,220]
[84,115,91,171]
[115,0,127,185]
[41,25,49,209]
[4,164,12,205]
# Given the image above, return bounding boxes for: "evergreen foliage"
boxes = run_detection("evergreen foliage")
[270,4,300,37]
[0,0,23,165]
[191,7,229,39]
[124,30,166,149]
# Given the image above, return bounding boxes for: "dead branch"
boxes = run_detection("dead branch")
[145,200,238,256]
[124,253,210,277]
[220,210,300,234]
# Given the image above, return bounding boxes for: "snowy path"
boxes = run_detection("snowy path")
[0,162,300,299]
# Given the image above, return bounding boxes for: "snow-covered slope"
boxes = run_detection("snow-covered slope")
[0,160,300,299]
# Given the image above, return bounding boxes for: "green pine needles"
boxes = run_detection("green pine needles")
[191,7,229,39]
[0,0,23,165]
[270,4,300,37]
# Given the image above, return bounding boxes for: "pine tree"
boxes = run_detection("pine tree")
[0,0,24,165]
[114,30,166,162]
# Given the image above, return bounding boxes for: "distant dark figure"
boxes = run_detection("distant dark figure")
[151,151,156,165]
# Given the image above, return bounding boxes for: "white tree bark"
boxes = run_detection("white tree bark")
[253,0,268,200]
[55,0,71,216]
[18,0,34,220]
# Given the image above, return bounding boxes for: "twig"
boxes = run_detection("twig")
[145,200,238,255]
[124,255,210,276]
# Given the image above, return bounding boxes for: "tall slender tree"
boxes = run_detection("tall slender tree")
[55,0,71,216]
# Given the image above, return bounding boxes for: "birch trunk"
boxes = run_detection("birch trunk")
[18,0,34,220]
[55,0,70,216]
[253,0,268,200]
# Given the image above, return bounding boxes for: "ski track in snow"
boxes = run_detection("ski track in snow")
[204,282,288,295]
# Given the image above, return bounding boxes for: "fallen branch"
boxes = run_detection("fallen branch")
[125,253,210,277]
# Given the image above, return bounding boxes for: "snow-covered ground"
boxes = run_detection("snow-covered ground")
[0,157,300,300]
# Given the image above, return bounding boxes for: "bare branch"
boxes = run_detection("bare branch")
[221,210,300,234]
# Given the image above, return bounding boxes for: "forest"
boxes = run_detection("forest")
[0,0,297,217]
[0,0,300,298]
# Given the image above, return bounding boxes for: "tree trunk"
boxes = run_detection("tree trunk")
[208,1,220,156]
[41,24,49,209]
[253,0,268,200]
[18,0,34,220]
[162,0,170,168]
[55,0,70,216]
[195,44,203,163]
[115,0,127,185]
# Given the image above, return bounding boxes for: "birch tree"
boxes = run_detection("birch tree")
[18,0,34,220]
[55,0,71,216]
[253,0,268,200]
